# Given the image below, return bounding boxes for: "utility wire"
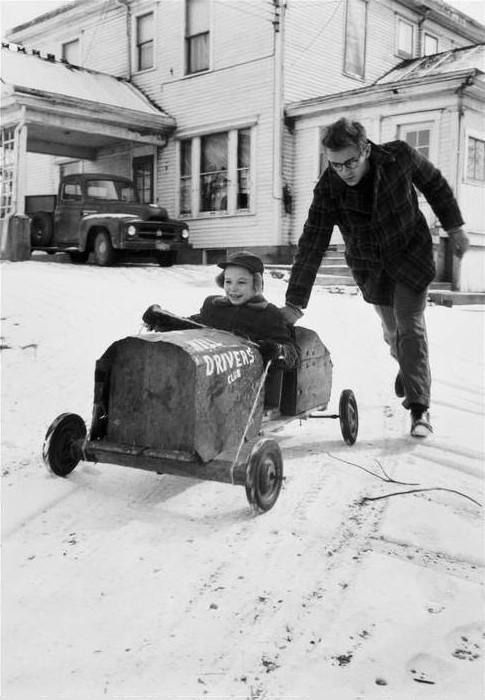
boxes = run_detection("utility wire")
[83,0,111,66]
[287,0,345,69]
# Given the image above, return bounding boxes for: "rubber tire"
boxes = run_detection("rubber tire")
[69,250,89,264]
[42,413,87,477]
[158,251,176,267]
[245,438,283,512]
[93,231,115,266]
[339,389,359,446]
[30,212,53,246]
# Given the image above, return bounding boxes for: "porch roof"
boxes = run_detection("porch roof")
[286,44,485,119]
[1,44,176,159]
[375,44,485,84]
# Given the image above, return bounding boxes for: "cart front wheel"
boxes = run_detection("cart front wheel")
[43,413,87,476]
[245,438,283,512]
[339,389,358,445]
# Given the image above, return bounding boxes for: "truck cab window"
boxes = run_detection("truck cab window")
[87,180,118,200]
[62,183,82,200]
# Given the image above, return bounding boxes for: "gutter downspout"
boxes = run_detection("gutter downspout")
[452,72,475,289]
[454,72,475,200]
[116,0,132,79]
[272,0,285,245]
[13,107,27,215]
[417,9,430,57]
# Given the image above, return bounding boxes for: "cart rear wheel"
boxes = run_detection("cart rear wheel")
[339,389,358,445]
[245,438,283,512]
[43,413,86,476]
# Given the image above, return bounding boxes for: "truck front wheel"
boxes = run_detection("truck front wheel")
[30,212,53,246]
[93,231,115,266]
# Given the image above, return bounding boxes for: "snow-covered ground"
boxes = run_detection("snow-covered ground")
[1,256,484,700]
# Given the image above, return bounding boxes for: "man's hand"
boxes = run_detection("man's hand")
[447,227,470,258]
[280,303,304,326]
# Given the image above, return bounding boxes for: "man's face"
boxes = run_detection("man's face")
[326,143,370,187]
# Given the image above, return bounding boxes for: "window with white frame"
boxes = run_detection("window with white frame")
[180,140,192,215]
[423,32,438,56]
[466,136,485,183]
[136,12,154,72]
[179,128,252,216]
[62,38,80,64]
[185,0,209,75]
[200,132,228,212]
[396,17,414,58]
[344,0,368,79]
[399,123,432,159]
[0,126,16,220]
[236,129,250,210]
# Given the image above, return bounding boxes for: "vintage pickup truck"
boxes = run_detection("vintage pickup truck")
[25,173,191,266]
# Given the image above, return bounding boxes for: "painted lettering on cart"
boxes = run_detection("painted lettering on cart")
[184,337,224,352]
[202,347,256,378]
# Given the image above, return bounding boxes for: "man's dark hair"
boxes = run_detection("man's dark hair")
[322,118,368,151]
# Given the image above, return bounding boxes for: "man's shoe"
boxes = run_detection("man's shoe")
[410,411,433,438]
[394,372,405,398]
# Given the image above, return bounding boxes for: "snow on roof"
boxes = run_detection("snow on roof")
[375,43,485,85]
[1,44,169,118]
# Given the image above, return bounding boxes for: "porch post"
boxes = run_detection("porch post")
[14,113,28,215]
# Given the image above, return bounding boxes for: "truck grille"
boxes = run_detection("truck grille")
[136,222,176,240]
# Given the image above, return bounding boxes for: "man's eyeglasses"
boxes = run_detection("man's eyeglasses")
[329,149,367,172]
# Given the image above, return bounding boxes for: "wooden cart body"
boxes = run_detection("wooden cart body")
[43,325,357,512]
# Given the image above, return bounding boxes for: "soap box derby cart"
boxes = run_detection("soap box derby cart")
[43,312,358,513]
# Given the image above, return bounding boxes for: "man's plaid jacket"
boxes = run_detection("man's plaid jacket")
[286,140,465,307]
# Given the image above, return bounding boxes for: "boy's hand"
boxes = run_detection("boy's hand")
[258,342,297,369]
[280,303,304,325]
[258,341,285,364]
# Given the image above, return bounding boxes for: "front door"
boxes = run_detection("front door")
[133,155,154,204]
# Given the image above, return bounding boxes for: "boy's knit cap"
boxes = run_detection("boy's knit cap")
[217,251,264,274]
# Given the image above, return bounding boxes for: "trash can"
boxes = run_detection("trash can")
[0,214,31,261]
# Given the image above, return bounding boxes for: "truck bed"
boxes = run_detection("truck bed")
[25,195,57,215]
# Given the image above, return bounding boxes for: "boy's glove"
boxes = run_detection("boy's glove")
[257,341,298,369]
[142,304,164,331]
[142,305,206,332]
[258,341,286,367]
[279,303,304,326]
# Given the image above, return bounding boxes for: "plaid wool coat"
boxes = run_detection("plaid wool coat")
[286,140,465,307]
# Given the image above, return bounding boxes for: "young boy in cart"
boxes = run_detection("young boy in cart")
[142,251,299,371]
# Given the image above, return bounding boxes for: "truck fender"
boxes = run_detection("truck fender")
[80,218,121,251]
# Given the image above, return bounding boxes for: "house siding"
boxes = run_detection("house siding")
[5,0,484,269]
[158,56,276,249]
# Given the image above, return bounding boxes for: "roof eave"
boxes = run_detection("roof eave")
[396,0,485,43]
[6,85,176,133]
[285,69,484,118]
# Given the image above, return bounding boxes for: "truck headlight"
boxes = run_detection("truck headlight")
[181,228,189,240]
[127,224,137,237]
